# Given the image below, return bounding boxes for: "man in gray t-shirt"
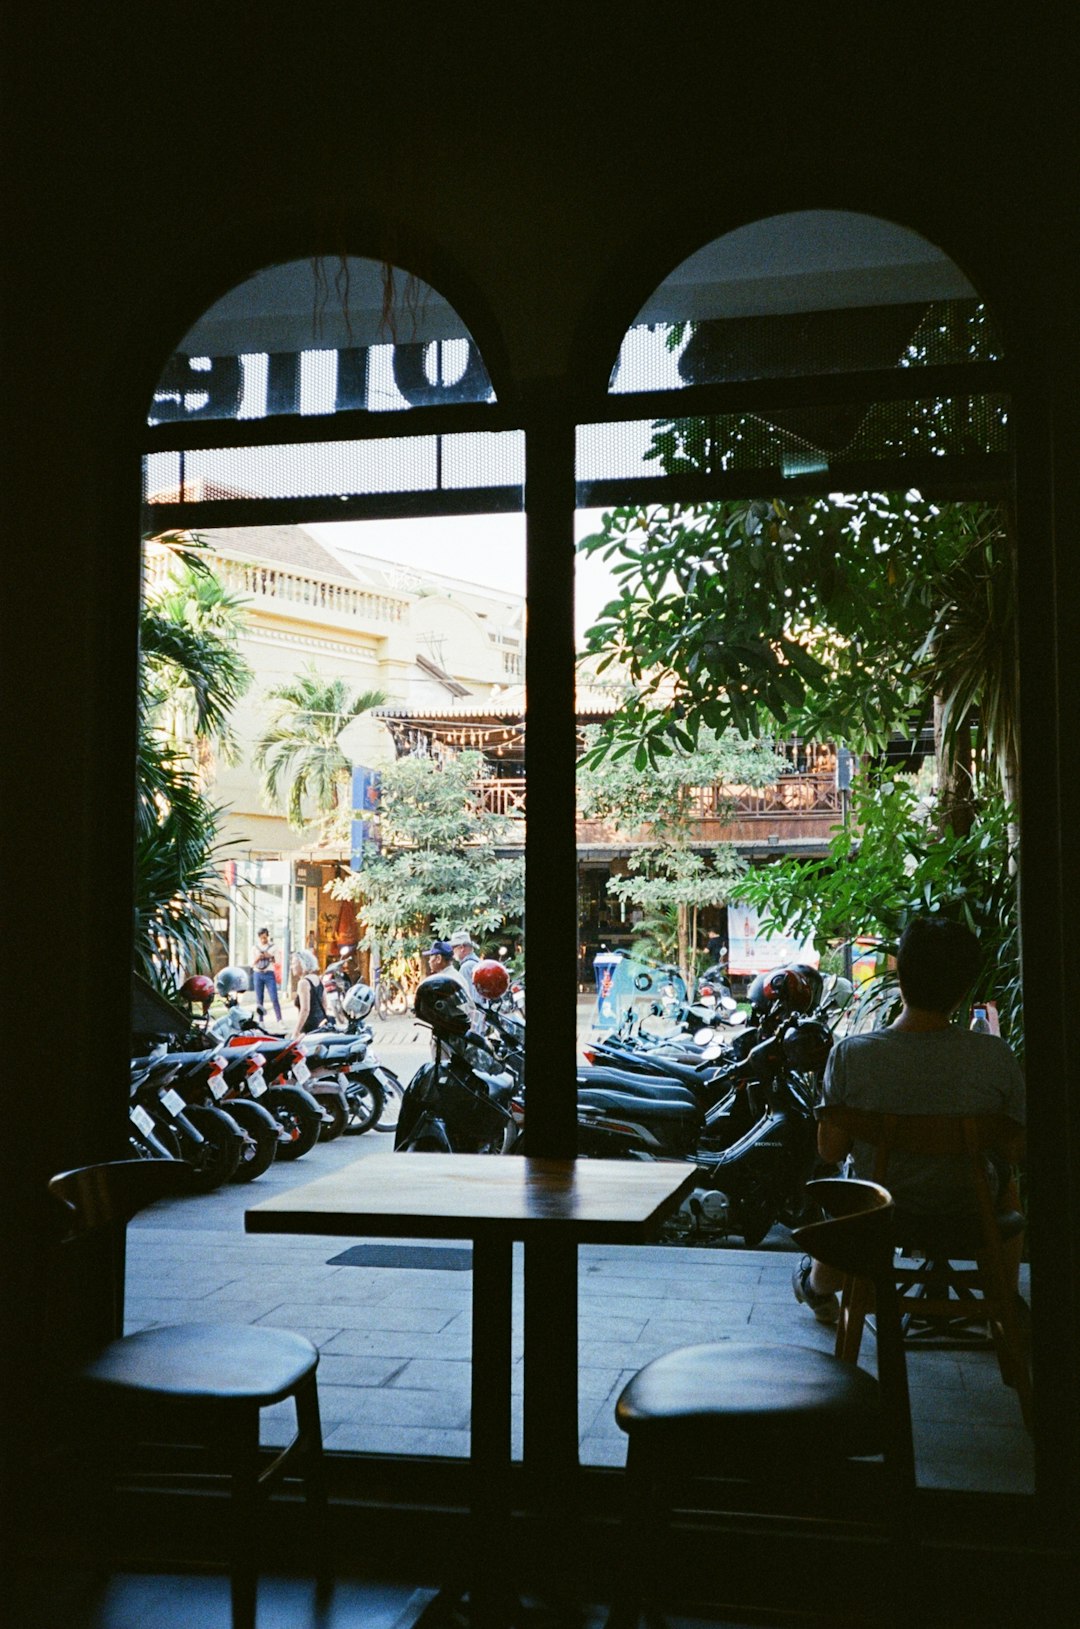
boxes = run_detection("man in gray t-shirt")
[792,914,1026,1323]
[822,1026,1025,1216]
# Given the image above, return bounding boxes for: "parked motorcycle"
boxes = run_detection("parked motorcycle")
[578,965,853,1246]
[395,972,519,1154]
[128,1045,246,1190]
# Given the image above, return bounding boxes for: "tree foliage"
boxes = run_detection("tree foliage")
[328,751,525,968]
[577,492,1018,806]
[253,665,387,831]
[577,726,778,984]
[735,777,1022,1055]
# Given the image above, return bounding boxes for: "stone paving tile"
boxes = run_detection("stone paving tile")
[386,1358,470,1394]
[256,1301,464,1333]
[315,1353,410,1387]
[317,1384,470,1428]
[321,1326,475,1360]
[124,1299,286,1329]
[577,1312,651,1342]
[324,1422,472,1456]
[913,1420,1032,1493]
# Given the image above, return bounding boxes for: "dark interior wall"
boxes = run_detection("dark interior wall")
[3,1,1078,1551]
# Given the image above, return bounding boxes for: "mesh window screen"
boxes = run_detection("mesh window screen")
[144,431,525,508]
[577,396,1008,496]
[610,300,1001,394]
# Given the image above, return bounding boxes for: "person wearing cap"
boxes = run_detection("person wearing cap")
[422,937,481,1044]
[424,939,456,977]
[450,929,480,990]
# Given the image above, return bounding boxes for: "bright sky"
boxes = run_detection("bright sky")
[305,511,617,642]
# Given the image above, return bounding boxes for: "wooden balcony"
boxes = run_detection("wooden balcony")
[475,771,844,852]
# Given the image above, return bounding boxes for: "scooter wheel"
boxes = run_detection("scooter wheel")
[318,1095,349,1142]
[184,1105,244,1191]
[345,1079,385,1134]
[265,1087,322,1161]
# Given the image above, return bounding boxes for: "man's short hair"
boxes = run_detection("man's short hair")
[896,915,981,1014]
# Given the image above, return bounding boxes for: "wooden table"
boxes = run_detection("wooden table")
[246,1154,697,1623]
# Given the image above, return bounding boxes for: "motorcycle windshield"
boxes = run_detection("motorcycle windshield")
[594,955,688,1033]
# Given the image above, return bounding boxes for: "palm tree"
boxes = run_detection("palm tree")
[136,537,253,992]
[253,665,387,830]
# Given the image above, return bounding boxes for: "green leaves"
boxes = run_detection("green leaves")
[575,487,1007,770]
[736,777,1023,1054]
[328,751,525,965]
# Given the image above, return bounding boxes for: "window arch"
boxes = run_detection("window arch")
[578,209,1009,508]
[150,254,497,426]
[143,255,522,529]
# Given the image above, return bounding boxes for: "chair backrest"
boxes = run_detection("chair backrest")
[821,1107,1022,1165]
[818,1108,1023,1242]
[49,1159,197,1237]
[793,1178,915,1498]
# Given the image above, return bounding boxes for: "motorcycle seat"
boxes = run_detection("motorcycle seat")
[577,1068,698,1104]
[577,1090,701,1124]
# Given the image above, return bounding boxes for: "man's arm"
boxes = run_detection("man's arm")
[816,1104,853,1163]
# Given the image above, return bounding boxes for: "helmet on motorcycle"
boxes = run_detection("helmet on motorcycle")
[753,964,822,1015]
[782,1017,833,1073]
[215,965,249,997]
[179,974,215,1009]
[341,980,374,1020]
[414,972,473,1035]
[472,959,510,1001]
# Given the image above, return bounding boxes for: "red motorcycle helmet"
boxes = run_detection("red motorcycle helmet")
[472,959,510,1001]
[763,964,822,1014]
[179,974,215,1010]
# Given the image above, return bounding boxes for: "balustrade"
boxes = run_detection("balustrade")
[471,772,839,825]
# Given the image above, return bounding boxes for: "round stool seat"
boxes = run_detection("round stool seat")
[79,1323,318,1405]
[616,1341,882,1466]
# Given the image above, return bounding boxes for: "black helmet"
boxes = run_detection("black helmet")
[341,981,374,1019]
[414,972,472,1036]
[215,965,249,996]
[782,1017,833,1073]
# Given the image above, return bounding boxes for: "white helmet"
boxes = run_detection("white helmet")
[342,980,375,1019]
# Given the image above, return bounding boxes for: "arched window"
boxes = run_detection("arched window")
[144,256,522,526]
[578,209,1008,504]
[572,213,1029,1496]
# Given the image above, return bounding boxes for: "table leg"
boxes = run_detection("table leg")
[524,1234,578,1481]
[470,1233,514,1532]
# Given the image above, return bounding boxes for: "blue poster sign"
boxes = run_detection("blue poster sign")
[350,767,382,872]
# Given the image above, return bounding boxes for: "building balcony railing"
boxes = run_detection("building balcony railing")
[474,772,842,828]
[213,554,410,624]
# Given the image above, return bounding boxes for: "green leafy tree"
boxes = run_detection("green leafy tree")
[142,557,253,766]
[253,665,387,831]
[735,776,1021,1054]
[577,726,778,985]
[328,751,525,976]
[577,491,1019,830]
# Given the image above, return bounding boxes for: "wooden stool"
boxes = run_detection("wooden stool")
[49,1159,327,1629]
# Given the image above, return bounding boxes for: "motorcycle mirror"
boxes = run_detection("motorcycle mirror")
[700,1041,724,1060]
[724,1008,747,1026]
[694,1027,716,1045]
[720,994,738,1013]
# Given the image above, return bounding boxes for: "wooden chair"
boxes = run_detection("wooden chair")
[608,1179,914,1628]
[819,1108,1031,1431]
[47,1160,327,1629]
